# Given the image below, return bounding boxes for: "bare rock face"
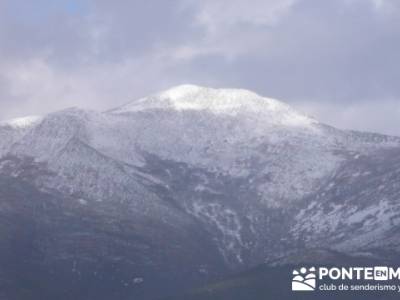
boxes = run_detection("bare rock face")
[1,85,400,299]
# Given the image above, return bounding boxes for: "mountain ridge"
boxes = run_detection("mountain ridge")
[0,85,400,299]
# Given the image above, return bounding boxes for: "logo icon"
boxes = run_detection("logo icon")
[292,267,316,291]
[374,267,389,281]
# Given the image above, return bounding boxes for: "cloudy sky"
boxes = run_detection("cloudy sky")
[0,0,399,135]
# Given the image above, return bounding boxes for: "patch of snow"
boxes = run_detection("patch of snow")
[186,201,244,264]
[1,115,42,129]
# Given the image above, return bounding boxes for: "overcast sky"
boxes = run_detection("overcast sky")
[0,0,399,135]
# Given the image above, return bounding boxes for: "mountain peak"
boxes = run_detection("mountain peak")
[157,84,261,101]
[1,115,43,129]
[110,85,316,127]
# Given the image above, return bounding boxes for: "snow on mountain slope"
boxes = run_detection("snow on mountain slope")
[291,146,400,254]
[0,115,43,129]
[4,86,335,205]
[0,115,43,157]
[1,85,400,269]
[111,84,316,127]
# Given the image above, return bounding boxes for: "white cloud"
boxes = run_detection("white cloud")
[191,0,297,34]
[175,0,298,61]
[345,0,398,13]
[0,55,176,119]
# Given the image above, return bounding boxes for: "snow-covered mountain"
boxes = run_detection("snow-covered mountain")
[1,85,400,299]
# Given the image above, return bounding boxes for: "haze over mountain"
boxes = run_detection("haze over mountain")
[1,85,400,299]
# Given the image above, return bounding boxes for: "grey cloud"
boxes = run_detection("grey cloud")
[0,0,399,135]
